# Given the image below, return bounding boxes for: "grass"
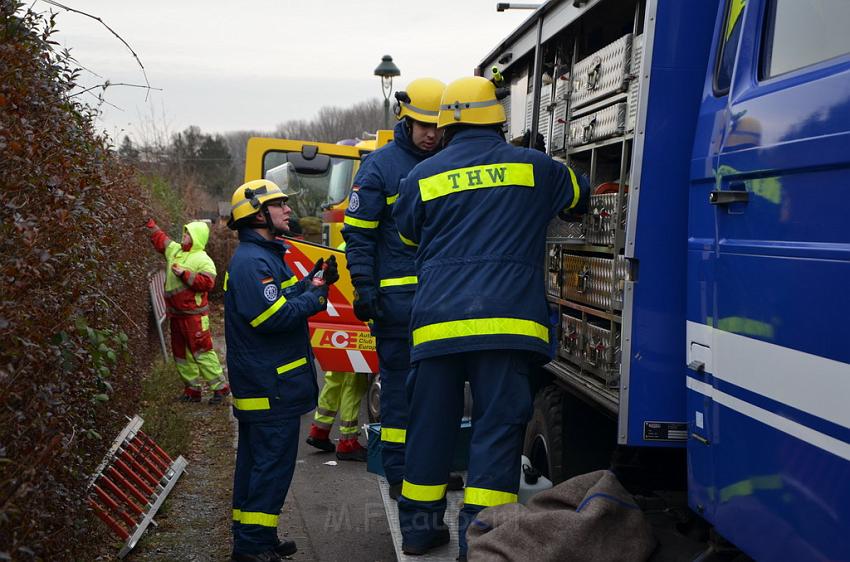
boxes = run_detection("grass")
[138,358,192,457]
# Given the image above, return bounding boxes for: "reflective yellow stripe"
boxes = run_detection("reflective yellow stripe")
[277,357,307,374]
[725,0,746,42]
[344,215,379,229]
[250,295,287,327]
[399,232,419,247]
[402,480,447,502]
[280,275,298,289]
[381,427,407,443]
[464,487,517,507]
[418,163,534,202]
[566,167,581,210]
[232,508,241,521]
[386,193,399,205]
[379,276,418,288]
[223,271,229,292]
[232,397,270,411]
[237,510,279,527]
[412,317,550,347]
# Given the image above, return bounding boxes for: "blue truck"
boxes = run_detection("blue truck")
[478,0,850,559]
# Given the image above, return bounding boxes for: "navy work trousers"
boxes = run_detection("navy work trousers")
[398,350,533,557]
[376,336,411,485]
[232,418,300,554]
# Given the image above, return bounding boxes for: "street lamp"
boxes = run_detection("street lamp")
[374,55,401,130]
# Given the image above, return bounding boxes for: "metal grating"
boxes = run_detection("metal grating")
[627,34,643,132]
[501,94,512,135]
[550,72,570,152]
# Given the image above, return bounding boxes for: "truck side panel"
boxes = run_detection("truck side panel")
[619,0,721,446]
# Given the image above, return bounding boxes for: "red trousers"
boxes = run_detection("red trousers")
[169,314,225,389]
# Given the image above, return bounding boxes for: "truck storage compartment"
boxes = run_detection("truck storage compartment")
[559,307,621,385]
[568,103,627,147]
[583,319,620,382]
[561,310,583,361]
[570,33,633,110]
[561,254,627,310]
[525,85,552,142]
[627,34,643,132]
[547,243,563,298]
[550,72,570,153]
[586,191,628,246]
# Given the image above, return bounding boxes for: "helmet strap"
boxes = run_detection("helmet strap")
[261,205,286,237]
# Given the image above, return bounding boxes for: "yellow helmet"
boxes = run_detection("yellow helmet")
[228,179,287,228]
[394,78,446,124]
[437,76,506,129]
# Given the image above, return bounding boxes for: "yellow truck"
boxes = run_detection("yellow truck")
[242,131,392,381]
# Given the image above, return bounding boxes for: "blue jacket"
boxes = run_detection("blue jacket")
[224,229,326,422]
[393,127,590,363]
[342,120,437,337]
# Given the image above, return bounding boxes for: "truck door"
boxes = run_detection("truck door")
[244,137,379,374]
[688,0,850,559]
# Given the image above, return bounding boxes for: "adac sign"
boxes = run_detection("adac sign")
[311,328,376,352]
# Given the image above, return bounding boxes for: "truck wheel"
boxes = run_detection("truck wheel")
[366,373,381,423]
[523,384,565,484]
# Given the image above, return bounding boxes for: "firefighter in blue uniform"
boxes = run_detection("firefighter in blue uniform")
[342,78,451,499]
[392,76,590,558]
[224,179,339,562]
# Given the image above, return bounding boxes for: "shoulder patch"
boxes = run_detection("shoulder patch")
[348,192,360,212]
[263,284,279,302]
[260,276,273,284]
[351,185,361,192]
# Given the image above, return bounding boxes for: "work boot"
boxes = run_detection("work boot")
[209,384,231,405]
[336,437,367,462]
[305,425,335,452]
[389,482,403,500]
[230,550,281,562]
[402,528,451,555]
[179,387,202,403]
[273,539,297,557]
[447,472,465,491]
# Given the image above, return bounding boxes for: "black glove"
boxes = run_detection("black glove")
[308,282,329,300]
[521,129,547,152]
[558,209,584,222]
[307,258,325,282]
[323,255,339,285]
[352,278,379,322]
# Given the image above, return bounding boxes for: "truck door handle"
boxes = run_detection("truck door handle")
[709,190,748,205]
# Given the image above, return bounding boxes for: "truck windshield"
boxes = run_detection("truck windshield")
[263,151,356,238]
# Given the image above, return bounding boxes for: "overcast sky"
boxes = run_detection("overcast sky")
[47,1,532,142]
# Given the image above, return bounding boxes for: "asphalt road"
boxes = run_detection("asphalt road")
[279,372,396,562]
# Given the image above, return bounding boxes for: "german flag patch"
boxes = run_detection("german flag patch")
[260,277,274,284]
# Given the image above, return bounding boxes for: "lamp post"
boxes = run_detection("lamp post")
[374,55,401,130]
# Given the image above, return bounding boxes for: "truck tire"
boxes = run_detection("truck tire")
[523,384,565,484]
[366,373,381,423]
